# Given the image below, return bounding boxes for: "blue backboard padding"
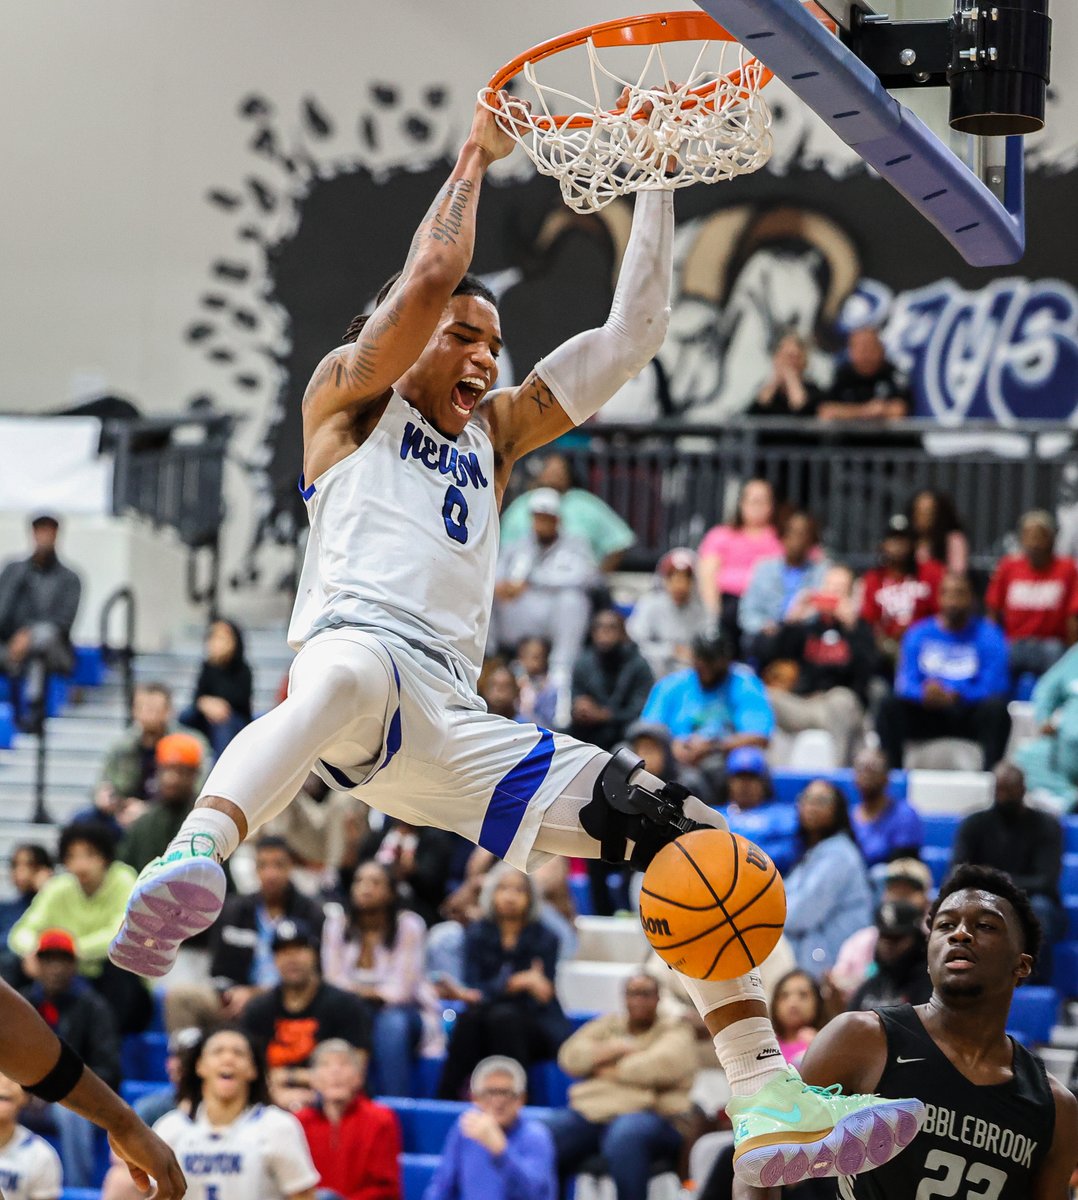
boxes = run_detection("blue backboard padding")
[692,0,1026,265]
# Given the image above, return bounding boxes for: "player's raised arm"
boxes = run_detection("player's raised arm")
[303,100,516,426]
[484,184,674,470]
[0,979,186,1199]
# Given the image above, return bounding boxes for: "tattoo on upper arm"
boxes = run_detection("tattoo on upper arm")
[304,305,402,404]
[524,375,557,417]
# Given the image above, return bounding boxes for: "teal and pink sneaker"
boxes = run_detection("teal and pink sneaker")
[729,1065,925,1188]
[108,835,227,978]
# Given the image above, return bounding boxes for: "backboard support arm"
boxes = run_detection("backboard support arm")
[691,0,1048,266]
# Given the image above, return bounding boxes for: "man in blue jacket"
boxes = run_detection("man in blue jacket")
[424,1055,556,1200]
[640,633,773,797]
[876,572,1011,769]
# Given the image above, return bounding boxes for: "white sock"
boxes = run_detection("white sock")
[713,1017,787,1095]
[165,807,242,863]
[678,971,786,1096]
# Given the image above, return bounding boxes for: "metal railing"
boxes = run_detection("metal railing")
[108,413,235,604]
[100,586,136,717]
[565,418,1078,572]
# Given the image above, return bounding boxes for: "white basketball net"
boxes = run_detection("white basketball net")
[479,38,773,213]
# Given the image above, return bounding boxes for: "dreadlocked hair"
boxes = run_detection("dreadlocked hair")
[342,271,497,344]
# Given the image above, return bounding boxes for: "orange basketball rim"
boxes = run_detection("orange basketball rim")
[484,10,830,132]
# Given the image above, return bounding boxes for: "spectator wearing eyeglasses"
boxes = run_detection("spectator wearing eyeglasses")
[424,1056,556,1200]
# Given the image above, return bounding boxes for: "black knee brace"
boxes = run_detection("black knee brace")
[579,747,703,869]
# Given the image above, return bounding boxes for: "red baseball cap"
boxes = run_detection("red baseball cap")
[37,929,76,957]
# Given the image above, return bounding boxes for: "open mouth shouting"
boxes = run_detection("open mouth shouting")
[451,375,486,418]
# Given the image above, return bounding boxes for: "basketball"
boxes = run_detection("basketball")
[639,830,786,980]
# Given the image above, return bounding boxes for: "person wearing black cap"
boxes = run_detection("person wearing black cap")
[0,515,81,733]
[240,918,370,1112]
[848,900,932,1013]
[639,631,773,795]
[860,513,944,681]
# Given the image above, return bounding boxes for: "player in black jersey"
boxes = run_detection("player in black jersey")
[796,863,1077,1198]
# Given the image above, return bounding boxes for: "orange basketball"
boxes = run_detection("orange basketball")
[639,829,786,980]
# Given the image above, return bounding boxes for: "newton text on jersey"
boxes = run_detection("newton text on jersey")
[400,422,488,490]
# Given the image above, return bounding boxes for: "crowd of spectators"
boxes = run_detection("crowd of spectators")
[11,409,1078,1200]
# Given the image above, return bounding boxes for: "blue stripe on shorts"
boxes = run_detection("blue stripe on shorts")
[479,728,555,859]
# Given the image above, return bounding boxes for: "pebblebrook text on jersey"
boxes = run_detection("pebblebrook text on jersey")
[922,1103,1037,1168]
[400,422,488,489]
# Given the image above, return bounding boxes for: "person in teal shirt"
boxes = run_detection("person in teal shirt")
[499,453,636,571]
[640,633,773,792]
[1015,641,1078,812]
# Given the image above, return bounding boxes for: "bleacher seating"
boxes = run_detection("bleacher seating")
[1007,986,1061,1046]
[401,1153,441,1200]
[12,637,1078,1200]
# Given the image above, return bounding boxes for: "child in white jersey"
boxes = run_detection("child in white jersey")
[0,1074,61,1200]
[101,1027,318,1200]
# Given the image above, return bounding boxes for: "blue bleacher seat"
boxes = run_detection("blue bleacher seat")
[771,768,908,806]
[529,1059,572,1108]
[402,1153,441,1200]
[0,702,12,750]
[1007,985,1060,1045]
[0,676,68,719]
[61,1190,100,1200]
[1062,855,1078,896]
[1053,941,1078,996]
[120,1080,165,1106]
[382,1099,462,1155]
[71,646,105,687]
[410,1055,444,1100]
[383,1100,555,1156]
[920,814,961,850]
[569,874,593,917]
[921,845,951,887]
[1065,896,1078,941]
[121,1031,169,1083]
[1063,819,1078,856]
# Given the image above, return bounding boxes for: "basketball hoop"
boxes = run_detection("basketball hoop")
[480,12,778,213]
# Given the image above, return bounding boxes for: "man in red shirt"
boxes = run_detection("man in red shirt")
[297,1038,401,1200]
[986,509,1078,683]
[860,514,943,679]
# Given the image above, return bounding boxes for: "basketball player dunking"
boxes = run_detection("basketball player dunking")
[109,96,923,1185]
[796,863,1078,1198]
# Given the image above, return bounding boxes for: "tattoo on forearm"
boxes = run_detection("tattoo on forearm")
[524,375,557,416]
[429,179,474,247]
[402,178,475,271]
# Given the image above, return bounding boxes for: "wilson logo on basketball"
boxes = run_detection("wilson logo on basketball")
[745,846,770,871]
[641,915,672,937]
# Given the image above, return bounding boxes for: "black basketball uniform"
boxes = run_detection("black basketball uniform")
[839,1004,1055,1199]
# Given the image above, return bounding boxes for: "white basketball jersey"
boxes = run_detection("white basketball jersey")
[154,1105,319,1200]
[0,1126,61,1200]
[288,391,498,690]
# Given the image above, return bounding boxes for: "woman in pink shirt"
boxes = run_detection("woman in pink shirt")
[697,478,782,649]
[321,860,443,1096]
[771,968,826,1067]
